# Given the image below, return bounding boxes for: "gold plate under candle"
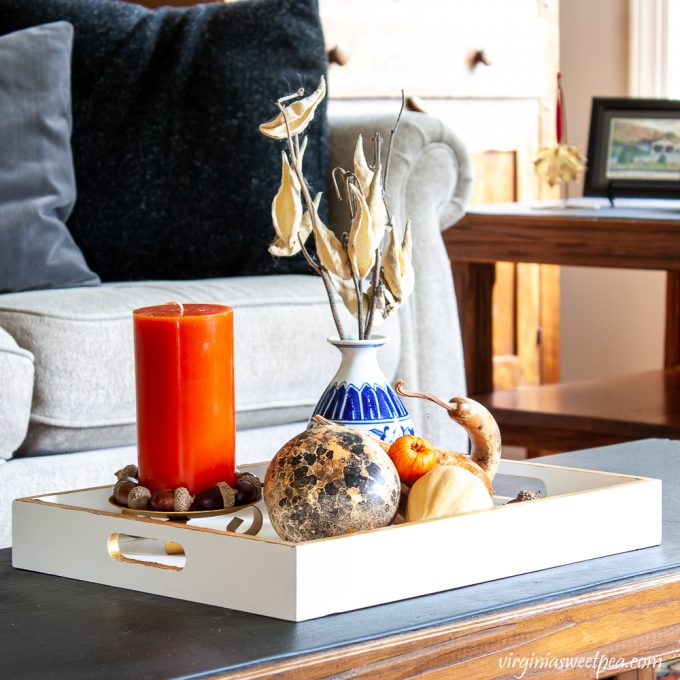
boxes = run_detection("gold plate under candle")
[108,496,259,522]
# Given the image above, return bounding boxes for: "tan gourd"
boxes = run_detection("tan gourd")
[394,381,502,482]
[406,465,493,522]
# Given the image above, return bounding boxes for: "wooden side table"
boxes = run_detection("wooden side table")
[445,203,680,451]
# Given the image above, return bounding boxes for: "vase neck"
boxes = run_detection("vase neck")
[328,336,388,387]
[327,336,387,350]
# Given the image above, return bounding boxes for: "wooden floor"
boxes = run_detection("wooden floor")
[478,367,680,452]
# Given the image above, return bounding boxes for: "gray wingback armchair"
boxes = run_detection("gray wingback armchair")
[0,109,473,547]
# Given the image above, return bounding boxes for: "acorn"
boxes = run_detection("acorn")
[127,485,151,510]
[113,480,136,507]
[174,487,194,513]
[216,482,236,509]
[236,471,262,493]
[235,478,259,505]
[150,489,175,512]
[115,464,139,483]
[192,485,224,511]
[507,489,544,504]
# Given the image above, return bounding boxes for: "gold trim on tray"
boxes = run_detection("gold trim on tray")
[107,496,264,536]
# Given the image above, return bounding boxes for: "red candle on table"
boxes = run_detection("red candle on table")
[133,303,235,493]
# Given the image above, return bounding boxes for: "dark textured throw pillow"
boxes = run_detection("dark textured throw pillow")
[0,21,100,292]
[0,0,327,282]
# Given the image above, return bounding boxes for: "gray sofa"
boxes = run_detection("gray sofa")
[0,111,472,547]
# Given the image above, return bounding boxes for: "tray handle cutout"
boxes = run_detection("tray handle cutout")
[108,533,186,571]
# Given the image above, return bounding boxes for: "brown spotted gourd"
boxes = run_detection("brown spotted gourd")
[264,420,400,542]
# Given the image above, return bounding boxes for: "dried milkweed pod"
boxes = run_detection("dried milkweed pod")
[330,273,365,320]
[309,194,351,279]
[366,164,387,247]
[382,219,414,303]
[347,183,375,280]
[259,77,326,140]
[352,134,374,194]
[271,151,302,249]
[269,192,315,257]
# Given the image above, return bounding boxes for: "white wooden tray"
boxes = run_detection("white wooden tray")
[12,460,662,621]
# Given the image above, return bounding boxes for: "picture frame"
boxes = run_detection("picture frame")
[583,97,680,200]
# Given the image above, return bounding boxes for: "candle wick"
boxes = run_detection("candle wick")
[166,300,184,316]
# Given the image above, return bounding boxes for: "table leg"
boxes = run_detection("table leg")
[452,261,495,395]
[665,271,680,369]
[610,669,657,680]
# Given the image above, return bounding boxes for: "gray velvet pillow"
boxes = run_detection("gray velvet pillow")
[0,21,99,292]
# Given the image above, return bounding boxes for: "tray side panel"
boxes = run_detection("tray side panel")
[294,478,662,620]
[497,459,650,493]
[12,500,298,620]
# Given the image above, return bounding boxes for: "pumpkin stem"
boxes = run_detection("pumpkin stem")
[394,380,459,413]
[311,415,336,428]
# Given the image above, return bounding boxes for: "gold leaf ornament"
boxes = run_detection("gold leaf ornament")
[271,151,302,249]
[259,77,326,140]
[347,183,376,280]
[382,219,415,303]
[534,144,587,187]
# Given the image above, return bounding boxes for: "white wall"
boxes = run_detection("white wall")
[559,0,665,381]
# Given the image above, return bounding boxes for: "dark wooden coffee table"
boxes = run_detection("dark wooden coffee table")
[3,439,680,679]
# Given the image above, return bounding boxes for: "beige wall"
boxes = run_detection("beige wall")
[559,0,665,381]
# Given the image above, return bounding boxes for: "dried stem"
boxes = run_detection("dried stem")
[277,88,304,105]
[394,380,459,413]
[346,174,360,219]
[298,234,320,274]
[371,132,383,169]
[557,73,568,144]
[364,246,382,338]
[353,276,364,339]
[342,232,364,339]
[331,167,348,201]
[383,90,406,195]
[277,100,345,339]
[319,266,346,340]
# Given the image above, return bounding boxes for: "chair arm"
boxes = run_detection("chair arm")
[328,109,473,449]
[0,326,34,459]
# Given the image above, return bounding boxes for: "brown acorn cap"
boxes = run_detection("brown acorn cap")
[115,464,139,482]
[236,472,262,492]
[174,487,194,512]
[216,482,236,508]
[507,489,544,504]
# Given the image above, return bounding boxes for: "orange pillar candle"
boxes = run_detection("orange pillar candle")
[133,303,235,493]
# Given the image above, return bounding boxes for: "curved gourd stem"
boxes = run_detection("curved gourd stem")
[394,381,501,480]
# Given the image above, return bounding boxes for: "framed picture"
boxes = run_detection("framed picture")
[583,97,680,200]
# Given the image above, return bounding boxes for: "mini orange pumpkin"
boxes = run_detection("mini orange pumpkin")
[387,435,438,485]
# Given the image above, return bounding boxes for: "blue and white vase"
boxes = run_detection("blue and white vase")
[310,336,415,443]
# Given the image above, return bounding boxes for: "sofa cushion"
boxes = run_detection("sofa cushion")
[0,328,34,460]
[0,277,400,457]
[0,0,327,282]
[0,21,99,293]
